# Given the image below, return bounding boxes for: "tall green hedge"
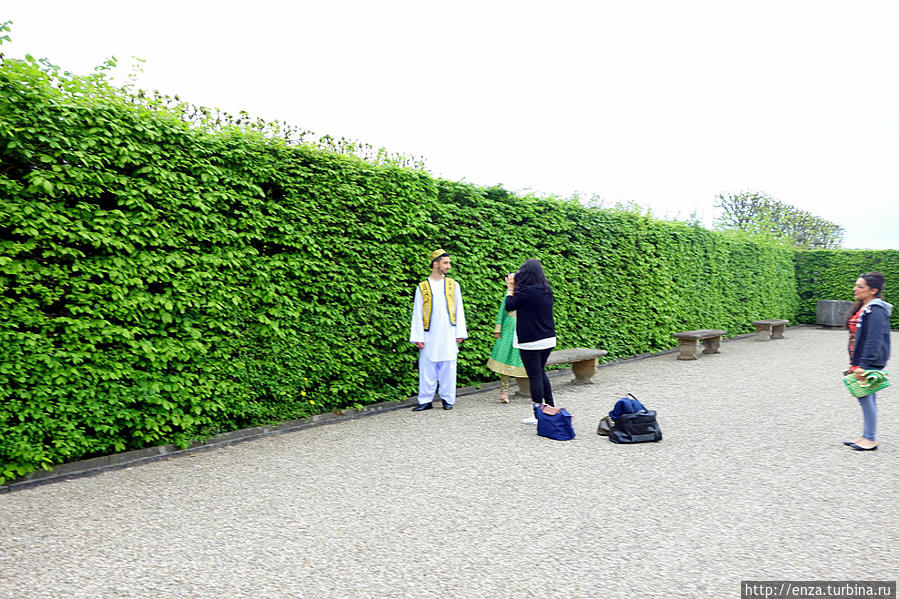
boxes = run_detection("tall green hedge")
[1,52,799,482]
[430,184,798,360]
[794,249,899,327]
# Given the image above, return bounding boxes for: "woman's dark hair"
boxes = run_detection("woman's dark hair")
[848,271,885,320]
[515,258,550,289]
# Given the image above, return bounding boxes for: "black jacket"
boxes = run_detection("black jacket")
[851,299,893,370]
[505,285,555,344]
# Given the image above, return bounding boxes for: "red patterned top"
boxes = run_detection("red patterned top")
[847,306,864,363]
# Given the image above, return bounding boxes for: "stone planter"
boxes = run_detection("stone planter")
[816,299,853,328]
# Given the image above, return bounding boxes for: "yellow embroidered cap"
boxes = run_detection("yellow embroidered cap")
[429,248,448,263]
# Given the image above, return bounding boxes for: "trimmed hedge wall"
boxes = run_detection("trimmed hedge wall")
[1,54,800,482]
[794,250,899,328]
[430,184,799,358]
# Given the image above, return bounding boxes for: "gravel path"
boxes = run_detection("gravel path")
[1,327,897,599]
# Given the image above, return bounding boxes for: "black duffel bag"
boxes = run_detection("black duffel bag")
[608,410,662,444]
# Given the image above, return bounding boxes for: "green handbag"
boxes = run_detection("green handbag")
[843,370,890,397]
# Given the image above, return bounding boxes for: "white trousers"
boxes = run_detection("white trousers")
[418,355,457,405]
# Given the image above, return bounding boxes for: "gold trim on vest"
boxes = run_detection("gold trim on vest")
[419,278,456,331]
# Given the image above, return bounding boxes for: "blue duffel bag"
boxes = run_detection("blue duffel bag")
[607,394,662,444]
[534,403,575,441]
[609,393,646,419]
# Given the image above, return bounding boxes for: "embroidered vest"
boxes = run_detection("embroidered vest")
[419,278,456,331]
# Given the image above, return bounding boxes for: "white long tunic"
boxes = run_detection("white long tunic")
[409,278,468,362]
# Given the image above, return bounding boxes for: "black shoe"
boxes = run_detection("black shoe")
[843,441,857,446]
[849,443,878,451]
[442,399,453,410]
[412,402,432,411]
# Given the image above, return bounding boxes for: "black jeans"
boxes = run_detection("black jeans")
[519,347,554,406]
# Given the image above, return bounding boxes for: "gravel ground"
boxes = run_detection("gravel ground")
[1,326,897,599]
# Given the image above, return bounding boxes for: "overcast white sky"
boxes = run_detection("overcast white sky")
[4,1,898,249]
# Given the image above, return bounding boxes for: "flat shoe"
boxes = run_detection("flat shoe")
[843,441,858,446]
[412,402,432,411]
[849,443,878,451]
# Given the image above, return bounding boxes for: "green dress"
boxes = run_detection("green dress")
[486,298,527,377]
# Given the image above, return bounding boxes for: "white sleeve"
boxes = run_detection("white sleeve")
[409,287,424,343]
[454,282,468,339]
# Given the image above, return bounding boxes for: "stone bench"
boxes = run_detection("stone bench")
[752,319,788,340]
[671,329,726,361]
[516,347,608,397]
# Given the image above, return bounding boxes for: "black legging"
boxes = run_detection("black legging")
[519,347,554,406]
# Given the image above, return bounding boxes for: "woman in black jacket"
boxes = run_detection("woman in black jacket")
[505,259,556,423]
[844,271,892,451]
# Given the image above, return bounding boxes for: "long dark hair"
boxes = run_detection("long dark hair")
[849,271,885,319]
[515,258,550,289]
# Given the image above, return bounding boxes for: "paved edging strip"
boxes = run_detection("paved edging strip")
[0,396,424,494]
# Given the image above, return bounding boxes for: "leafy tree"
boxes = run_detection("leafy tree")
[714,191,844,249]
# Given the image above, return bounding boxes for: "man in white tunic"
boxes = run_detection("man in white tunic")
[409,249,468,410]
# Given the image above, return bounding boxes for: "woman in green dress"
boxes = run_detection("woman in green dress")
[486,294,527,402]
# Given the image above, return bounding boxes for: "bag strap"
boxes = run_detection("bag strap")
[626,393,646,412]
